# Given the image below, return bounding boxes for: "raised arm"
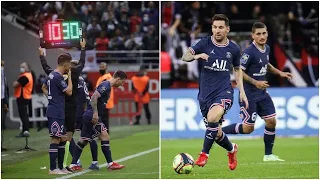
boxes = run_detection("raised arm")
[64,70,73,96]
[75,39,87,74]
[38,47,53,75]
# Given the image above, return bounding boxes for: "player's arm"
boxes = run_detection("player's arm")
[75,38,87,74]
[90,90,100,125]
[64,70,73,96]
[38,47,53,75]
[234,67,249,109]
[267,63,292,80]
[234,48,248,108]
[42,83,48,97]
[182,38,208,62]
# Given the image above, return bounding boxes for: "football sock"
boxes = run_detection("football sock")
[202,122,219,154]
[90,140,98,162]
[215,132,233,152]
[222,123,244,134]
[58,141,66,169]
[101,141,113,163]
[264,126,275,155]
[49,143,58,170]
[71,141,86,164]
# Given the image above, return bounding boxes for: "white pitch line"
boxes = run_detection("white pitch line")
[84,172,159,176]
[57,147,159,179]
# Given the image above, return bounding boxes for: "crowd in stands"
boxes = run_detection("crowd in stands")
[2,1,159,51]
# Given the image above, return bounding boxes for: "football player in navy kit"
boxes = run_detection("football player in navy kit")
[69,71,127,171]
[42,54,73,174]
[182,14,248,170]
[222,22,292,161]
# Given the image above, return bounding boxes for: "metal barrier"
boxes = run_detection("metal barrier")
[110,90,143,125]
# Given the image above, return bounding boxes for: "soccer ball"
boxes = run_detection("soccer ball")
[172,153,194,174]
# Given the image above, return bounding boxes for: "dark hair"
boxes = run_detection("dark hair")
[252,22,266,33]
[114,70,127,80]
[212,14,229,26]
[139,65,146,72]
[57,53,72,65]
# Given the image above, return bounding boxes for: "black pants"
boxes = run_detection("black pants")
[101,109,110,134]
[2,99,7,147]
[135,102,151,124]
[17,100,30,132]
[1,99,7,130]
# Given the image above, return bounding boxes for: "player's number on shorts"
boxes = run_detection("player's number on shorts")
[61,125,64,133]
[203,117,208,127]
[47,80,52,100]
[252,112,257,122]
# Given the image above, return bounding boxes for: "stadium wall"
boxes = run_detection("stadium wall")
[161,88,319,139]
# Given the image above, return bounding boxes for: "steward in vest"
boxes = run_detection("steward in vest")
[131,66,151,125]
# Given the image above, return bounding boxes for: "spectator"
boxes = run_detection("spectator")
[130,9,142,34]
[87,16,102,39]
[142,25,158,50]
[1,60,9,151]
[95,30,109,57]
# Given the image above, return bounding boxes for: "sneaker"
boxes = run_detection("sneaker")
[70,164,84,171]
[88,163,100,170]
[263,154,285,161]
[108,162,125,170]
[49,169,67,175]
[65,166,73,173]
[23,131,30,137]
[60,168,72,174]
[227,143,238,170]
[195,152,208,167]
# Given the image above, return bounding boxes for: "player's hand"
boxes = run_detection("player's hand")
[254,81,269,90]
[239,91,249,109]
[194,53,209,61]
[80,38,86,48]
[68,69,72,77]
[3,103,8,113]
[38,46,45,56]
[280,72,293,80]
[92,112,98,125]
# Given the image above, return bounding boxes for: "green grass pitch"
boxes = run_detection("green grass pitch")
[161,137,319,179]
[1,125,159,179]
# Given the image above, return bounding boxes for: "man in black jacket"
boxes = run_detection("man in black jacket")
[39,39,86,163]
[1,60,9,151]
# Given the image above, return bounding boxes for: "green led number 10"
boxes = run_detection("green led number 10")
[62,22,80,40]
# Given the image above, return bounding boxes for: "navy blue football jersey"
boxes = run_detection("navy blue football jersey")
[240,42,270,101]
[86,81,111,116]
[76,77,90,117]
[46,71,68,119]
[189,36,241,102]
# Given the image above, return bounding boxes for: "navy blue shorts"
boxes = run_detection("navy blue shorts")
[48,117,66,137]
[75,117,83,131]
[240,93,276,126]
[80,115,108,141]
[200,94,233,126]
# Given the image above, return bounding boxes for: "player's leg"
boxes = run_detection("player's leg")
[134,102,141,125]
[215,123,238,170]
[222,101,257,134]
[195,102,225,167]
[48,118,67,175]
[88,139,99,170]
[97,122,124,170]
[258,96,284,161]
[144,103,152,124]
[69,116,91,171]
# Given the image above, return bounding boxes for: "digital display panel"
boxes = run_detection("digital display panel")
[39,21,82,49]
